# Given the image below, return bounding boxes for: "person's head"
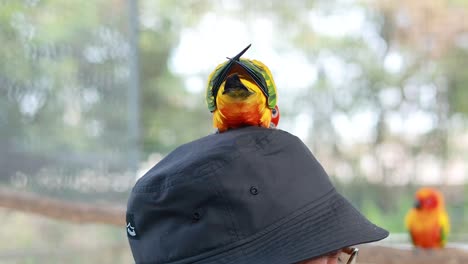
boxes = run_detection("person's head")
[296,247,358,264]
[127,127,388,263]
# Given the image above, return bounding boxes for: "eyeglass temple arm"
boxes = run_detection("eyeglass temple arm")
[342,247,358,255]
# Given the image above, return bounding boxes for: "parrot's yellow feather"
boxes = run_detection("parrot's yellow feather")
[213,75,272,132]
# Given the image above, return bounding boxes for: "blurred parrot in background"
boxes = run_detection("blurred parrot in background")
[206,44,280,133]
[405,187,450,249]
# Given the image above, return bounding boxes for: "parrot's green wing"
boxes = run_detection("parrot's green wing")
[206,44,278,112]
[439,211,450,247]
[248,59,277,109]
[440,228,447,246]
[206,61,229,112]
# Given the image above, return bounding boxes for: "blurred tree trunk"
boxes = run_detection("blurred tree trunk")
[0,188,125,226]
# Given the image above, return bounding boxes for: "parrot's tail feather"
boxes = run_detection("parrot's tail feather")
[230,44,251,61]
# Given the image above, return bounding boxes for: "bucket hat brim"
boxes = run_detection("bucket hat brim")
[164,189,388,264]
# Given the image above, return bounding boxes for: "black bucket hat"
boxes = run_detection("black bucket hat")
[127,127,388,264]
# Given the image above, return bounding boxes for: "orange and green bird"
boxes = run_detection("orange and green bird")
[206,44,280,133]
[405,187,450,249]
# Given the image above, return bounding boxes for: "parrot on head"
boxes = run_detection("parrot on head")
[206,44,280,133]
[405,187,450,249]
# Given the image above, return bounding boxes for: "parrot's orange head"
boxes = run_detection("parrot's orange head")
[414,187,444,211]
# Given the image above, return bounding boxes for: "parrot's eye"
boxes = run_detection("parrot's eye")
[272,108,278,117]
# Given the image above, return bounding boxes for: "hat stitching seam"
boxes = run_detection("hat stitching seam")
[205,195,387,263]
[160,189,336,264]
[211,164,242,242]
[211,151,249,261]
[239,195,339,255]
[152,181,239,264]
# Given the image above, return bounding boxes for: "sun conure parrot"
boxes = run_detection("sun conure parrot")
[206,44,280,133]
[405,187,450,249]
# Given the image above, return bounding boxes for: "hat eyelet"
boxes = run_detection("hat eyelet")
[250,186,259,195]
[192,211,201,222]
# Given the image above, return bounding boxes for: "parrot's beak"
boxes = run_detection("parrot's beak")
[414,200,422,209]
